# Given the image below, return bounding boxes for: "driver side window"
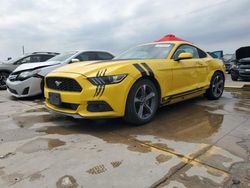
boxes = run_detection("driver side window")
[173,45,199,59]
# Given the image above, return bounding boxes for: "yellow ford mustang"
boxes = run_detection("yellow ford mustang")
[44,35,225,125]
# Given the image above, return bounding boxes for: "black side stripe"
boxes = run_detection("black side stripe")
[141,63,154,77]
[133,64,147,76]
[162,88,205,104]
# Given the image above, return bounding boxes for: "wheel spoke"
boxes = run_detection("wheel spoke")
[144,103,153,114]
[141,85,147,97]
[138,104,144,118]
[145,92,155,101]
[134,97,142,103]
[217,80,224,86]
[217,87,222,94]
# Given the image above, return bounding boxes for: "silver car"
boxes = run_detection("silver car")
[0,52,59,89]
[6,51,114,98]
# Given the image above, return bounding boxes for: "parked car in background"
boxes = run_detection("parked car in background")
[223,54,235,73]
[231,46,250,81]
[0,52,59,90]
[44,34,225,125]
[6,51,114,98]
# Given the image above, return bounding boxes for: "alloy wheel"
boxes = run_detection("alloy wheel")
[212,74,224,98]
[134,84,156,120]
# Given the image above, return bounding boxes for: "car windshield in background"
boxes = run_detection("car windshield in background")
[4,56,23,64]
[48,52,76,62]
[114,43,174,60]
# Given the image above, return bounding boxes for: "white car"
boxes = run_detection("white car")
[6,51,114,98]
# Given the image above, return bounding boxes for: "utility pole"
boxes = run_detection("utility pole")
[22,46,25,55]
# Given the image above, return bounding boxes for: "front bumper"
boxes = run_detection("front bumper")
[44,72,134,118]
[6,77,43,98]
[232,69,250,78]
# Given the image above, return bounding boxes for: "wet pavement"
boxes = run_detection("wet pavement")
[225,73,250,88]
[0,90,250,187]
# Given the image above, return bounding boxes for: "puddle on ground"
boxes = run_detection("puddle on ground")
[161,163,229,188]
[156,154,172,164]
[25,107,48,113]
[13,113,69,128]
[16,138,66,153]
[56,175,78,188]
[36,103,224,143]
[31,91,250,154]
[29,172,44,182]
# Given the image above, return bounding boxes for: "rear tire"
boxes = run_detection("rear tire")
[205,72,224,100]
[124,79,159,125]
[231,74,238,81]
[0,72,9,90]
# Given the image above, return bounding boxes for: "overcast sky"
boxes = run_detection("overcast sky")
[0,0,250,59]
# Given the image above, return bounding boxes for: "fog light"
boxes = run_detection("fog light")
[87,101,113,112]
[22,87,29,95]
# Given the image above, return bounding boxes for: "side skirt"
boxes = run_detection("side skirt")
[161,88,206,106]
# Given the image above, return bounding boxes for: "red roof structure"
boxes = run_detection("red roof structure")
[155,34,187,42]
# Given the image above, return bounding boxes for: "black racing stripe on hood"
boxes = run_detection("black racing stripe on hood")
[236,46,250,60]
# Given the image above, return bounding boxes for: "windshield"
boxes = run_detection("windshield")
[4,56,25,64]
[48,52,77,62]
[115,43,174,60]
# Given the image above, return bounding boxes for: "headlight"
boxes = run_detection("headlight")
[18,69,41,80]
[88,74,127,85]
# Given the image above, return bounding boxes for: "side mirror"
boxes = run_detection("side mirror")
[175,53,193,61]
[71,58,80,63]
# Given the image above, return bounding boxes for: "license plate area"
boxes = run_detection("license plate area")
[49,92,61,106]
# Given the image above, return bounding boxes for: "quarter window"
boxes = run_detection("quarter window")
[197,49,207,58]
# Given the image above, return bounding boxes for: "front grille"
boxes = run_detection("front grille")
[46,77,82,92]
[49,101,79,111]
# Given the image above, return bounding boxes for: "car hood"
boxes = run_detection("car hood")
[236,46,250,60]
[51,59,147,77]
[13,61,61,72]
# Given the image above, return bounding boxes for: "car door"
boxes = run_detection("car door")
[196,48,209,88]
[170,44,200,95]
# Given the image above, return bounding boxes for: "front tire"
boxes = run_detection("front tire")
[124,79,159,125]
[0,72,9,90]
[205,72,225,100]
